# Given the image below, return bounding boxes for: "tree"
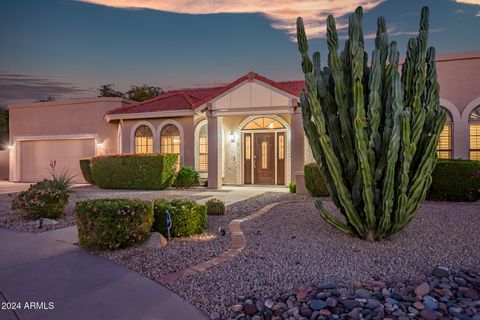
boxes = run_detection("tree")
[98,84,123,98]
[296,7,445,240]
[37,96,55,102]
[0,107,9,150]
[126,85,163,102]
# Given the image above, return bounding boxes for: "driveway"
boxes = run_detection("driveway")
[0,228,208,320]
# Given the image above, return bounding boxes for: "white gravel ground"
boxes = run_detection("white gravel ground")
[168,199,480,316]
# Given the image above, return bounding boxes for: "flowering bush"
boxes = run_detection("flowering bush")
[75,198,154,251]
[11,161,74,220]
[11,181,69,219]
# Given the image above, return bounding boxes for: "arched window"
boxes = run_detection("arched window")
[198,124,208,172]
[470,105,480,160]
[243,117,285,130]
[436,108,453,159]
[161,124,181,170]
[134,125,153,154]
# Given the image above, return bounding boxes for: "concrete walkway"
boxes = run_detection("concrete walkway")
[196,185,288,205]
[0,228,208,320]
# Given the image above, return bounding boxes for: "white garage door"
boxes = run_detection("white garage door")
[20,139,95,183]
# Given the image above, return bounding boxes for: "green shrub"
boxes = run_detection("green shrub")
[304,163,329,197]
[79,158,94,184]
[90,154,177,190]
[427,159,480,202]
[75,198,154,250]
[153,198,206,238]
[205,198,226,215]
[174,167,200,188]
[289,182,297,193]
[11,181,69,220]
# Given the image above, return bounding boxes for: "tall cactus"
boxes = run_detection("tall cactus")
[297,6,445,240]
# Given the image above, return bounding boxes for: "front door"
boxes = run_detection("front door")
[254,133,275,185]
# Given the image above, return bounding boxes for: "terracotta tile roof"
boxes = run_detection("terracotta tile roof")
[107,72,305,115]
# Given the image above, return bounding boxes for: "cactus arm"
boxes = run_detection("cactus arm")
[300,90,341,209]
[401,38,417,107]
[326,15,357,185]
[349,13,376,234]
[315,199,354,235]
[378,49,403,238]
[297,17,366,237]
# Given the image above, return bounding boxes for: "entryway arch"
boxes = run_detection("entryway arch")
[239,115,291,185]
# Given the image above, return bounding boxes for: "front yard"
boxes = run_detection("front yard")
[1,182,479,320]
[0,185,207,233]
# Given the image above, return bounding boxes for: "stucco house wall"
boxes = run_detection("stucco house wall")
[8,98,130,182]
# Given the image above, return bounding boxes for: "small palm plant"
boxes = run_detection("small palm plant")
[296,7,445,240]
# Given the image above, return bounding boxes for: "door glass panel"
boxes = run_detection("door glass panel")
[261,141,268,169]
[278,135,284,160]
[245,136,251,159]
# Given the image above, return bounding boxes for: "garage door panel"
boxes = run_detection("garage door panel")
[21,139,95,183]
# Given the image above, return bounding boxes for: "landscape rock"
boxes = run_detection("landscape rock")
[140,232,168,249]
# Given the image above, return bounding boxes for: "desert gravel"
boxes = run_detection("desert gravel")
[167,199,480,317]
[101,192,309,279]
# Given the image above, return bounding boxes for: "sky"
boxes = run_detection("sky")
[0,0,479,105]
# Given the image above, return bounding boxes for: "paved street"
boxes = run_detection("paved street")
[0,228,208,320]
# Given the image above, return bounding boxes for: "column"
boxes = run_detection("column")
[207,110,222,189]
[291,107,306,192]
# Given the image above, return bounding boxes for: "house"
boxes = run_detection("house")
[4,51,480,190]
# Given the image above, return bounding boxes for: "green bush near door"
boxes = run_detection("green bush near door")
[427,159,480,202]
[304,163,329,197]
[75,198,154,251]
[174,167,200,188]
[152,198,206,238]
[90,154,177,190]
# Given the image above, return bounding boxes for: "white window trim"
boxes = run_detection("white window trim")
[130,121,156,154]
[194,119,208,174]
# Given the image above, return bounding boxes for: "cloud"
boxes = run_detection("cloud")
[0,72,89,103]
[455,0,480,4]
[76,0,384,39]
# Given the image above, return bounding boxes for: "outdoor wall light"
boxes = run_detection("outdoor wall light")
[7,145,13,150]
[229,131,235,143]
[96,141,104,148]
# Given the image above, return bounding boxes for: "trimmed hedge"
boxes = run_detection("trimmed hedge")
[75,198,154,250]
[153,198,206,238]
[90,154,177,190]
[174,167,200,188]
[428,159,480,202]
[79,158,94,184]
[304,163,329,197]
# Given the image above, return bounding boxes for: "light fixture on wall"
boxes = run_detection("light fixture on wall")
[229,131,235,143]
[7,145,13,150]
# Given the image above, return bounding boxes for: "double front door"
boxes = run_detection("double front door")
[244,132,285,185]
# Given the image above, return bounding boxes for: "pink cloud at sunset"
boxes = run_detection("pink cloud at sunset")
[76,0,384,39]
